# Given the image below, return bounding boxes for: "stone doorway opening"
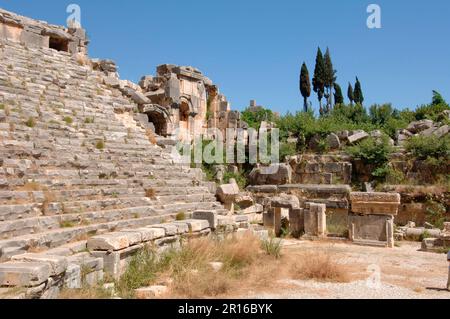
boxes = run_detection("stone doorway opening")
[49,36,69,52]
[146,111,168,137]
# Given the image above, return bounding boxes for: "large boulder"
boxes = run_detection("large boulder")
[407,120,434,134]
[326,133,341,150]
[248,163,292,185]
[347,131,369,144]
[216,182,239,204]
[234,193,254,209]
[432,125,449,138]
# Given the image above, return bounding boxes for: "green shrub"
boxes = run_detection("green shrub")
[63,116,73,125]
[176,212,186,221]
[25,117,36,128]
[346,136,393,167]
[372,166,406,184]
[425,200,447,229]
[405,135,450,161]
[96,140,105,150]
[279,142,297,161]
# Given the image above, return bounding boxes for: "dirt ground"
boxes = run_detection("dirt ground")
[238,239,450,299]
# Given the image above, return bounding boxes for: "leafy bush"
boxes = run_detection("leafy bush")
[241,106,275,130]
[405,135,450,161]
[279,142,297,161]
[346,136,393,167]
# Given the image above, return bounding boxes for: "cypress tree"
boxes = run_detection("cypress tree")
[323,47,337,111]
[354,77,364,105]
[347,83,354,106]
[299,62,311,113]
[334,83,344,105]
[312,48,326,113]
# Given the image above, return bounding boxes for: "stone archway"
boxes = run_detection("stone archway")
[142,104,171,137]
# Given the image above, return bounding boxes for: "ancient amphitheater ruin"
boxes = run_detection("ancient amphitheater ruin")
[0,8,448,299]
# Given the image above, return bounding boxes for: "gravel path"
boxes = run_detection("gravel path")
[243,240,450,299]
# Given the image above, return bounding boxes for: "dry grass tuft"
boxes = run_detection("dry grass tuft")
[145,188,156,199]
[290,251,350,283]
[146,129,157,145]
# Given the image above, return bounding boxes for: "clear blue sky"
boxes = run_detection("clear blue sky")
[1,0,449,115]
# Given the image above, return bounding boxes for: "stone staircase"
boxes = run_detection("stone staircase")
[0,39,224,263]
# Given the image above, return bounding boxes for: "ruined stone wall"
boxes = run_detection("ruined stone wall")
[0,8,88,56]
[288,154,352,185]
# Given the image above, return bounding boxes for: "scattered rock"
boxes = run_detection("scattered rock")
[326,133,341,150]
[407,120,434,134]
[135,285,168,299]
[347,131,369,144]
[209,262,223,272]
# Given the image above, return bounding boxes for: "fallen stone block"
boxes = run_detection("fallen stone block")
[135,285,168,299]
[407,119,434,134]
[239,204,263,215]
[347,131,369,144]
[64,264,81,289]
[0,262,50,287]
[248,163,292,185]
[11,253,68,276]
[193,210,218,229]
[270,194,300,209]
[87,233,131,251]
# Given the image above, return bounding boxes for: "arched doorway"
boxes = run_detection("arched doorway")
[146,111,168,136]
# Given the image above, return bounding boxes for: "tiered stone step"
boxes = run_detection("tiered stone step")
[0,39,223,271]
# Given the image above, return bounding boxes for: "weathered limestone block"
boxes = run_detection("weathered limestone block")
[348,214,395,247]
[103,76,120,88]
[246,185,278,194]
[235,193,254,209]
[87,233,131,251]
[177,219,209,232]
[433,125,449,138]
[326,133,341,150]
[289,208,304,238]
[347,131,369,144]
[150,224,178,236]
[248,163,292,185]
[92,244,144,280]
[239,204,263,215]
[193,210,218,229]
[270,194,300,209]
[350,192,401,215]
[0,262,50,287]
[407,119,434,134]
[216,182,239,204]
[11,254,68,276]
[64,263,81,289]
[304,203,327,237]
[121,228,164,242]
